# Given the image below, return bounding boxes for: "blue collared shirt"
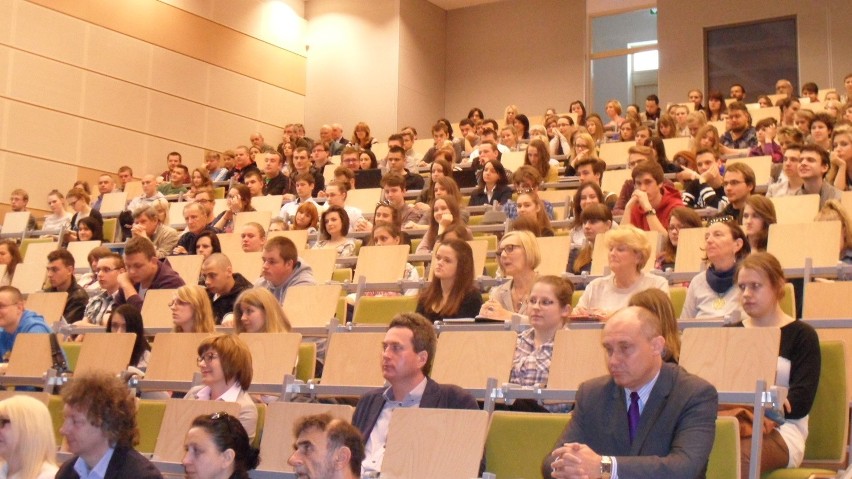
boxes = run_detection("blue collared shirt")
[73,446,115,479]
[362,377,428,474]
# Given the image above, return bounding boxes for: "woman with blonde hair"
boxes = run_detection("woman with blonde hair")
[814,199,852,263]
[584,115,606,146]
[0,395,58,478]
[604,99,625,130]
[628,289,681,363]
[504,105,519,127]
[479,231,541,322]
[170,284,216,333]
[232,288,292,333]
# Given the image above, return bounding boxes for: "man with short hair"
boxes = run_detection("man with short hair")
[353,313,478,475]
[331,123,347,153]
[158,164,189,195]
[279,172,318,220]
[288,413,364,479]
[228,145,261,184]
[681,149,728,210]
[131,206,179,259]
[0,286,50,361]
[325,182,363,225]
[82,254,125,326]
[117,166,133,192]
[244,170,265,198]
[612,146,656,215]
[250,132,273,152]
[420,122,462,165]
[730,83,746,101]
[255,236,316,304]
[642,94,661,123]
[204,150,229,182]
[9,188,37,230]
[126,175,166,213]
[575,158,617,208]
[92,174,116,211]
[543,306,717,479]
[340,146,361,172]
[57,372,163,479]
[263,152,290,195]
[721,162,756,221]
[201,253,252,324]
[767,144,804,198]
[776,79,795,97]
[457,118,479,157]
[160,151,183,184]
[44,249,89,324]
[796,144,842,208]
[386,146,424,191]
[193,188,217,224]
[312,142,335,174]
[291,147,325,197]
[173,202,217,255]
[401,131,422,164]
[380,173,423,225]
[749,117,783,163]
[721,102,758,151]
[469,130,510,163]
[622,161,685,235]
[116,237,185,309]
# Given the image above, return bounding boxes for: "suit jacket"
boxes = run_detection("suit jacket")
[352,377,479,440]
[56,445,163,479]
[543,362,718,479]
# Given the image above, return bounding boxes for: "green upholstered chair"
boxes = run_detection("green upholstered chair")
[296,342,317,382]
[669,286,687,319]
[708,417,740,479]
[60,342,82,372]
[762,341,847,478]
[352,296,418,325]
[135,399,167,454]
[485,411,571,479]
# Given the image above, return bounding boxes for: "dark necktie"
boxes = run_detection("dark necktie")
[628,391,640,443]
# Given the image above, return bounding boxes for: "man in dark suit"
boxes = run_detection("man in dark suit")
[544,306,718,479]
[352,312,478,475]
[57,371,162,479]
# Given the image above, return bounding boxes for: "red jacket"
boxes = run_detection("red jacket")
[629,183,684,231]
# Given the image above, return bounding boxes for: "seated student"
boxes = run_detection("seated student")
[158,164,189,196]
[628,288,681,363]
[334,165,355,191]
[239,222,266,253]
[201,254,252,325]
[232,287,292,333]
[767,144,804,197]
[105,304,152,369]
[82,253,125,326]
[353,312,478,474]
[242,169,266,198]
[655,207,702,271]
[681,148,728,210]
[268,217,286,232]
[680,218,750,319]
[721,101,758,152]
[794,109,815,139]
[261,151,290,196]
[255,236,316,305]
[468,159,513,207]
[621,161,684,235]
[290,201,319,235]
[504,166,555,220]
[213,184,256,234]
[323,181,364,225]
[183,411,260,479]
[43,249,89,324]
[720,162,756,221]
[416,157,453,207]
[194,230,222,261]
[733,252,820,477]
[8,188,38,231]
[571,204,613,275]
[749,117,783,163]
[0,286,50,360]
[313,205,356,258]
[814,200,852,263]
[75,245,110,296]
[170,284,216,333]
[279,172,318,221]
[831,127,852,191]
[0,240,21,287]
[57,372,163,479]
[575,226,669,319]
[116,237,186,309]
[186,335,258,440]
[415,239,482,322]
[0,394,59,479]
[479,231,541,322]
[174,202,217,255]
[569,182,606,253]
[809,112,834,151]
[742,195,777,252]
[509,275,573,412]
[801,81,820,103]
[574,157,617,208]
[345,222,419,308]
[415,196,470,254]
[525,139,559,183]
[386,146,424,191]
[131,206,179,259]
[613,146,658,215]
[796,144,841,208]
[65,188,104,243]
[516,190,555,237]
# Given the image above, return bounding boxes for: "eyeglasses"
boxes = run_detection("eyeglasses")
[707,215,735,226]
[497,244,522,256]
[197,352,220,364]
[169,298,190,308]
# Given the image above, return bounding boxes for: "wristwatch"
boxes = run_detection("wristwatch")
[644,208,657,217]
[600,455,612,478]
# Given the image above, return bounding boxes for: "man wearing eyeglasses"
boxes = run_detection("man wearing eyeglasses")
[44,249,89,324]
[0,286,50,362]
[82,254,125,326]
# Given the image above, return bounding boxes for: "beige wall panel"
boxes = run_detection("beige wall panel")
[255,123,285,151]
[445,0,585,121]
[79,121,148,173]
[85,24,152,87]
[3,100,80,164]
[12,1,87,66]
[8,49,84,115]
[258,83,303,128]
[0,1,13,45]
[207,0,308,55]
[204,109,259,154]
[82,72,149,132]
[0,151,79,209]
[146,91,206,147]
[0,46,10,96]
[207,66,260,120]
[77,166,112,188]
[398,0,446,134]
[145,137,204,175]
[149,48,209,105]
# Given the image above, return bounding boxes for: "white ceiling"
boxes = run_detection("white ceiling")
[427,0,507,10]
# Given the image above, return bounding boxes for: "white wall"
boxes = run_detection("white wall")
[398,0,447,135]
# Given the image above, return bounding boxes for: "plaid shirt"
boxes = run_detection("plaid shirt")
[503,199,555,220]
[510,328,553,387]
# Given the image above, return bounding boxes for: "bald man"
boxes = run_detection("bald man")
[544,306,717,479]
[201,253,252,324]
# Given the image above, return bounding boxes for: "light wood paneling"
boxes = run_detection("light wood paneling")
[3,100,80,163]
[85,23,152,85]
[0,152,79,209]
[13,1,86,66]
[8,49,84,115]
[149,48,209,104]
[82,73,149,132]
[147,91,207,146]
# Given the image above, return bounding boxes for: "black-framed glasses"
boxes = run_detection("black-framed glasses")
[497,244,522,256]
[708,215,735,226]
[197,352,220,364]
